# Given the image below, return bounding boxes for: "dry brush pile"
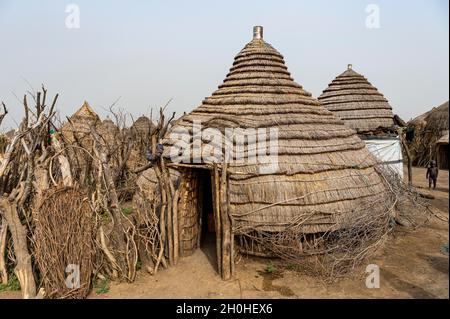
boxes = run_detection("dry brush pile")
[0,87,176,298]
[236,165,444,281]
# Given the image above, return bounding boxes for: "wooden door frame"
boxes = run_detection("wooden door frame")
[176,164,234,280]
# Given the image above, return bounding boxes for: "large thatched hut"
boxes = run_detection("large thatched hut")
[318,65,403,178]
[161,27,389,279]
[408,101,449,168]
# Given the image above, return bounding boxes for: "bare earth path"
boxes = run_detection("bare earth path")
[0,166,448,299]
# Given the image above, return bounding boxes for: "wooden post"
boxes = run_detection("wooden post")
[212,164,222,276]
[228,172,235,278]
[0,218,8,284]
[0,198,36,298]
[172,188,180,265]
[399,131,413,186]
[219,163,233,280]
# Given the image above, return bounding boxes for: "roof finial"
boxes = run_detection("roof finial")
[348,64,353,70]
[253,26,263,40]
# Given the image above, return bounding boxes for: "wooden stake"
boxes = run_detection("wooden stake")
[399,131,413,186]
[212,164,222,276]
[228,172,235,278]
[0,218,8,284]
[172,188,180,265]
[0,197,36,298]
[220,163,232,280]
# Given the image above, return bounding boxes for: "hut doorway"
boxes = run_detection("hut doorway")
[177,166,234,279]
[437,144,449,169]
[198,169,217,270]
[178,168,217,265]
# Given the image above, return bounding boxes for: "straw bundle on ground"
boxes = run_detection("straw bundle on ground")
[318,65,395,134]
[164,27,389,240]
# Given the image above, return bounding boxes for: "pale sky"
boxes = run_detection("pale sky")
[0,0,448,130]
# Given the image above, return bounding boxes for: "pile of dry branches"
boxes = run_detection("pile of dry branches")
[0,85,178,298]
[237,165,441,282]
[34,187,93,298]
[0,87,60,298]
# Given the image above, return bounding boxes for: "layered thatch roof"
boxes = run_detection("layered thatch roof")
[61,101,100,142]
[437,131,449,145]
[132,115,155,135]
[408,101,449,167]
[97,117,120,146]
[318,65,395,134]
[164,27,388,234]
[409,101,448,132]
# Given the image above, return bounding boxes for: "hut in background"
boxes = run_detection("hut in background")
[61,101,100,144]
[408,101,449,168]
[128,115,155,170]
[318,65,403,178]
[162,27,389,279]
[61,101,123,181]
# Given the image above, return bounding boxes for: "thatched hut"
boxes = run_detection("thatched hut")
[97,117,120,146]
[61,101,100,146]
[133,115,155,135]
[128,116,155,170]
[162,27,388,279]
[318,65,403,178]
[408,101,449,168]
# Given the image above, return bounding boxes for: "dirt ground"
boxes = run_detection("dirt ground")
[1,166,448,299]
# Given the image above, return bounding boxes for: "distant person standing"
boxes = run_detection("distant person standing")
[426,160,439,189]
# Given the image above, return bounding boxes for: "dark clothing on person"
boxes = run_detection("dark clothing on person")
[426,161,439,189]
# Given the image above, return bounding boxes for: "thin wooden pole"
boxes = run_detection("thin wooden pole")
[220,163,232,280]
[228,172,235,278]
[172,188,180,265]
[399,131,413,186]
[212,164,222,276]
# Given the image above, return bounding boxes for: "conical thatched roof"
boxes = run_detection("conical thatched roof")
[164,27,387,234]
[318,65,395,134]
[424,101,449,133]
[62,101,100,136]
[97,117,120,146]
[409,101,448,131]
[408,101,449,167]
[132,115,155,135]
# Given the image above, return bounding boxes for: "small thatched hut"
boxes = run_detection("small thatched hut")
[318,65,403,178]
[127,116,155,170]
[161,27,389,279]
[61,102,123,180]
[61,101,100,146]
[408,101,449,168]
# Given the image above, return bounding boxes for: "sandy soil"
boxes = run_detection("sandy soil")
[1,166,448,299]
